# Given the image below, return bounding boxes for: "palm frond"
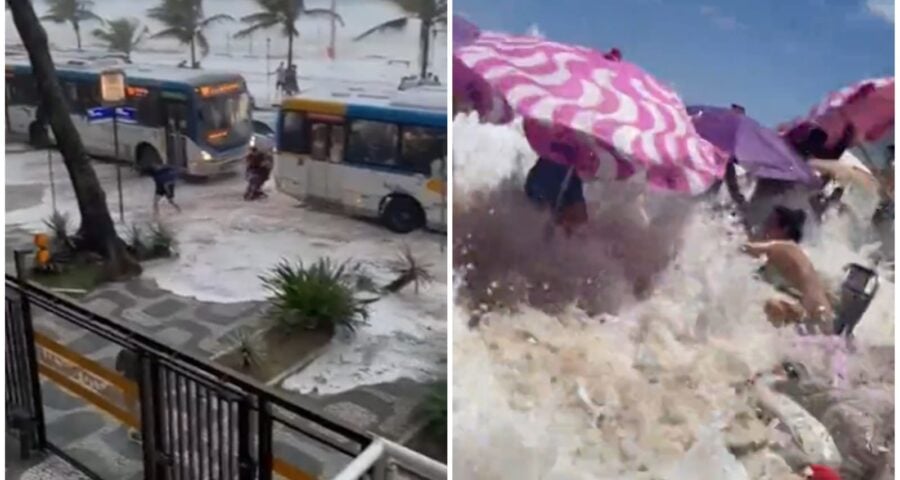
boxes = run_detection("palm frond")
[40,14,67,23]
[302,8,345,26]
[234,19,279,39]
[150,26,190,41]
[240,12,277,24]
[353,16,409,41]
[199,13,235,27]
[74,9,102,23]
[90,28,112,41]
[195,31,210,57]
[134,26,150,47]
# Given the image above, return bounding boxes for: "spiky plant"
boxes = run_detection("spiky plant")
[148,222,176,257]
[43,210,75,252]
[384,245,434,294]
[260,258,375,334]
[224,327,267,369]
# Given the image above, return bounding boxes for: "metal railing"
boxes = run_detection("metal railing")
[5,259,447,480]
[333,439,447,480]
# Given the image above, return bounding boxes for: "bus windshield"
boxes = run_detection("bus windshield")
[199,91,252,148]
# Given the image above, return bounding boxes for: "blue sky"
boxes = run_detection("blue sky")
[455,0,894,126]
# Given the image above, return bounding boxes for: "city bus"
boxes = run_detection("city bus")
[274,97,446,233]
[5,53,252,177]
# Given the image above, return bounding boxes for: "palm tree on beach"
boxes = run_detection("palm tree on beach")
[39,0,102,51]
[353,0,446,79]
[91,18,149,61]
[234,0,344,70]
[147,0,234,69]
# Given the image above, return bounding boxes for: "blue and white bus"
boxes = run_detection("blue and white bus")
[5,53,251,176]
[275,96,446,233]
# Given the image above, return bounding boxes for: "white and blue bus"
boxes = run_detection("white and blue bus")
[5,54,252,176]
[274,96,446,233]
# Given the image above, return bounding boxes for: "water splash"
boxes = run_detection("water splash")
[452,114,894,479]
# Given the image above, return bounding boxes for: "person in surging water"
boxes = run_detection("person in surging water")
[244,146,272,201]
[152,164,181,216]
[272,61,286,96]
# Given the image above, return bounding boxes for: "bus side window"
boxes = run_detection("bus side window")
[280,111,309,154]
[401,126,446,175]
[330,124,345,163]
[127,87,162,127]
[347,120,398,167]
[310,123,329,161]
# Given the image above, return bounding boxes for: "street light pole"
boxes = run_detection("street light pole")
[100,69,126,223]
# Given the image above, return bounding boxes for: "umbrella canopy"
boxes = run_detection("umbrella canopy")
[780,77,894,146]
[453,15,480,50]
[688,105,818,186]
[453,25,725,195]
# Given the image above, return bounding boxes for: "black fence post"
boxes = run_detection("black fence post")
[257,397,273,480]
[139,353,169,480]
[237,397,255,480]
[13,249,47,450]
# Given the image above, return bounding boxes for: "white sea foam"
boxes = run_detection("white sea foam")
[452,113,894,479]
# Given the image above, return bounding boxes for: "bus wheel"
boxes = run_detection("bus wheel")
[136,146,162,175]
[381,196,425,234]
[28,123,49,148]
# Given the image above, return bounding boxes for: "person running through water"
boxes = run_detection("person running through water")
[272,61,286,97]
[244,146,272,200]
[152,164,181,215]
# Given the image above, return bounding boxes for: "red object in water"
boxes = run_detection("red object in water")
[805,465,842,480]
[603,48,622,61]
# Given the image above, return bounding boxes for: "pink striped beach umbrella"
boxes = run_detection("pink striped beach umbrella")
[453,25,726,195]
[780,77,894,146]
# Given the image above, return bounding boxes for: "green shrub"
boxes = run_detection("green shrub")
[422,380,447,440]
[384,245,435,294]
[224,327,267,369]
[148,222,176,257]
[261,258,375,334]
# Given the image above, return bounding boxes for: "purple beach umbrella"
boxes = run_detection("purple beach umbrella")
[687,105,819,186]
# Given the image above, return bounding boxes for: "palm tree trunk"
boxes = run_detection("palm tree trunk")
[8,0,141,279]
[287,31,294,70]
[419,19,430,79]
[73,21,82,50]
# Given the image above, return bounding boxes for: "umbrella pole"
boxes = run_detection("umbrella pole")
[544,166,576,240]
